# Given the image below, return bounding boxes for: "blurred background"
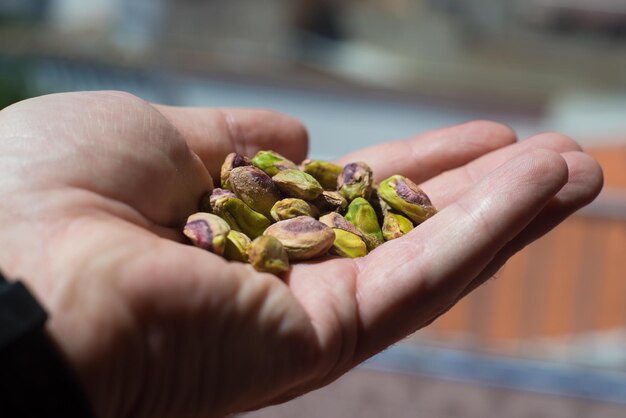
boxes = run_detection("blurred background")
[2,0,626,416]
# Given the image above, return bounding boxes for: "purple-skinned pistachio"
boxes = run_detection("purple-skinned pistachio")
[220,152,251,190]
[320,212,369,258]
[264,216,335,261]
[337,162,373,201]
[183,212,231,255]
[319,212,363,238]
[378,175,437,224]
[229,166,282,218]
[208,188,237,212]
[271,198,320,222]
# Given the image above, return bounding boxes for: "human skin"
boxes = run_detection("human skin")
[0,91,603,417]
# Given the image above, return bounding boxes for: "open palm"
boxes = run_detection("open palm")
[0,92,602,418]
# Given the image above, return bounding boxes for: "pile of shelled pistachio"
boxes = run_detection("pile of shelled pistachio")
[183,151,437,274]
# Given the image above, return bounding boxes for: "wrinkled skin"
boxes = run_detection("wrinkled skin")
[0,92,603,418]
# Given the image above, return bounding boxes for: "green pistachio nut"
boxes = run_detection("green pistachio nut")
[382,212,414,241]
[272,169,323,201]
[183,212,230,255]
[337,162,373,201]
[378,175,437,224]
[229,166,282,218]
[311,191,348,214]
[271,198,319,222]
[220,152,251,190]
[251,150,297,176]
[331,229,367,258]
[207,188,237,212]
[344,197,384,251]
[212,194,271,239]
[248,235,290,274]
[264,216,335,261]
[224,230,252,262]
[319,212,363,238]
[301,159,342,190]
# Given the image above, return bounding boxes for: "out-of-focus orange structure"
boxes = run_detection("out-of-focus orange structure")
[426,144,626,354]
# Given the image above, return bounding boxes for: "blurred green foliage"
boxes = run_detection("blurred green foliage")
[0,57,30,110]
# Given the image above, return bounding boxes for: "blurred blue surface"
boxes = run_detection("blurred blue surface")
[367,343,626,405]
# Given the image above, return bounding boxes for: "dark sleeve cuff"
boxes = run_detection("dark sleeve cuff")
[0,275,94,418]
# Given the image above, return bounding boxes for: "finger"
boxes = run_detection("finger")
[353,149,569,360]
[423,132,583,208]
[154,105,309,180]
[335,120,517,183]
[458,150,603,298]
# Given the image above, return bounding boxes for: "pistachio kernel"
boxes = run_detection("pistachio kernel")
[212,195,271,239]
[224,230,252,262]
[208,188,237,212]
[311,191,348,214]
[331,229,368,258]
[378,175,437,224]
[229,166,282,218]
[301,159,343,190]
[248,235,290,274]
[344,197,384,251]
[220,152,251,190]
[183,212,231,255]
[264,216,335,261]
[251,150,298,176]
[319,212,363,238]
[337,162,373,201]
[382,212,414,241]
[271,198,320,222]
[272,169,323,201]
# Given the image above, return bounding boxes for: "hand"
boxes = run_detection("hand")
[0,92,602,417]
